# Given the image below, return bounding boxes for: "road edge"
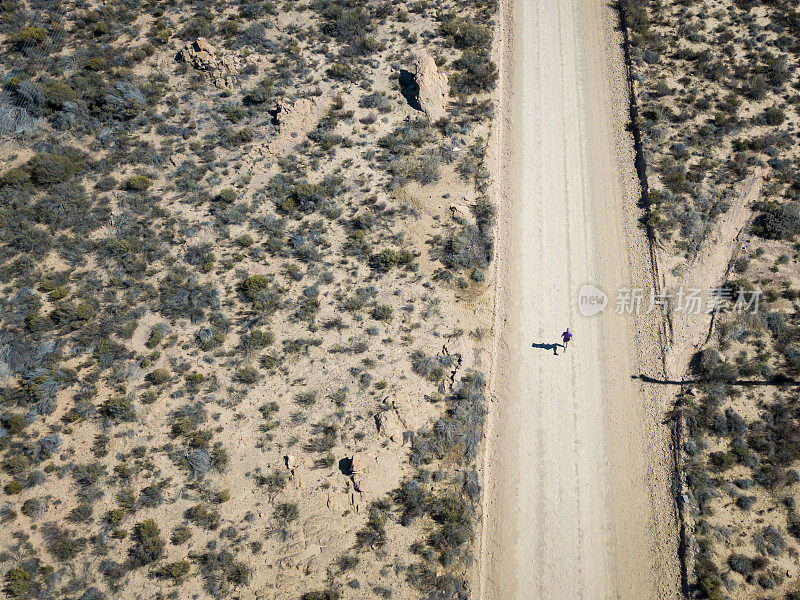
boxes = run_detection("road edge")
[475,0,514,596]
[616,2,691,595]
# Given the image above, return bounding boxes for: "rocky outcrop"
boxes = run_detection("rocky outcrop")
[375,393,437,444]
[414,51,449,121]
[274,97,323,131]
[350,449,402,496]
[177,37,241,88]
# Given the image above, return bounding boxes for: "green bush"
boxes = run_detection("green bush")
[451,50,498,95]
[371,304,393,322]
[0,167,30,188]
[28,149,85,186]
[129,519,164,566]
[754,202,800,240]
[44,81,77,107]
[4,566,31,598]
[186,503,220,530]
[242,275,282,313]
[13,25,47,46]
[295,391,317,406]
[300,591,341,600]
[149,368,171,385]
[125,175,152,191]
[763,105,785,126]
[370,248,413,272]
[100,396,135,421]
[217,188,237,204]
[4,481,23,495]
[236,365,260,384]
[439,18,492,49]
[156,560,191,583]
[45,526,86,561]
[171,525,192,545]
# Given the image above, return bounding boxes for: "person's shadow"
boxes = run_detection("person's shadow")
[532,342,561,355]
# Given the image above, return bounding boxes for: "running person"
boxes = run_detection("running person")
[561,328,573,351]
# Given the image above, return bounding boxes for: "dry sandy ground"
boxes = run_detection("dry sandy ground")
[480,1,682,598]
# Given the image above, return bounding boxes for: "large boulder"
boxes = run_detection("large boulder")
[414,51,449,121]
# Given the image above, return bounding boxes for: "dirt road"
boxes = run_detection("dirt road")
[481,1,681,598]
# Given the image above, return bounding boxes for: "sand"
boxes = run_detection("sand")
[479,0,682,598]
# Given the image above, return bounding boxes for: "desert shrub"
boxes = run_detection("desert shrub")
[359,92,392,113]
[763,106,786,126]
[355,501,389,550]
[27,148,86,186]
[196,326,225,351]
[371,304,393,322]
[411,351,450,381]
[146,324,168,348]
[139,484,165,508]
[4,565,33,597]
[156,560,191,583]
[21,498,43,519]
[43,524,86,561]
[370,248,414,272]
[736,495,757,510]
[300,591,341,600]
[129,519,164,566]
[709,451,736,471]
[149,368,171,385]
[267,173,342,217]
[99,396,135,421]
[4,481,23,495]
[306,423,337,452]
[451,50,498,95]
[217,188,237,204]
[0,167,30,188]
[241,275,283,313]
[257,470,287,500]
[241,328,274,355]
[335,555,359,572]
[271,502,298,541]
[186,503,220,530]
[754,202,800,240]
[125,175,152,191]
[728,553,754,576]
[13,25,47,46]
[395,479,430,526]
[171,525,192,545]
[67,503,93,523]
[439,18,492,50]
[754,525,785,556]
[236,365,260,384]
[295,391,317,406]
[436,224,492,271]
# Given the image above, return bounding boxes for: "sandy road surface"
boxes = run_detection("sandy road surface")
[481,1,681,599]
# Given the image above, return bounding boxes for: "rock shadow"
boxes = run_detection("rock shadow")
[399,69,421,111]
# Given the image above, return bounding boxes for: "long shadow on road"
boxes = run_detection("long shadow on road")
[632,374,800,387]
[532,342,561,355]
